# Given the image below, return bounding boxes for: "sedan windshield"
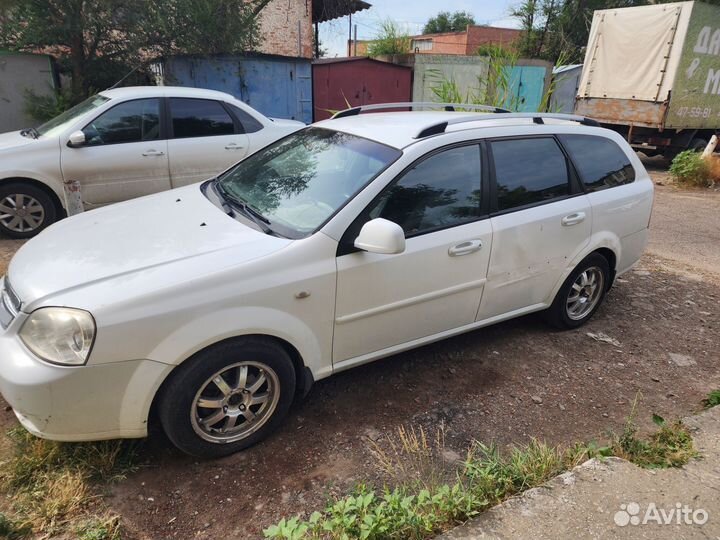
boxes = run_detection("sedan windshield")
[36,94,110,137]
[217,127,401,237]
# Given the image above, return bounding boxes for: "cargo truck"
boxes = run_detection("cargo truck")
[576,1,720,158]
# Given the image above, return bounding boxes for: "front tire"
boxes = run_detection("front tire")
[0,182,57,239]
[158,337,296,458]
[544,253,610,329]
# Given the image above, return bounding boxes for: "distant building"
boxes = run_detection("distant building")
[351,25,521,57]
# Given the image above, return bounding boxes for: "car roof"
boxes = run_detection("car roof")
[100,86,236,101]
[313,111,608,149]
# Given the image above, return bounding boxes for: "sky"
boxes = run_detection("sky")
[319,0,519,57]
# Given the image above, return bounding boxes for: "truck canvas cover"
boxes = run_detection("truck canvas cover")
[578,1,720,129]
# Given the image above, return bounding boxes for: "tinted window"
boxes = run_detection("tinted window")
[368,145,482,236]
[491,138,569,211]
[230,104,264,133]
[559,134,635,191]
[170,98,235,138]
[83,99,160,145]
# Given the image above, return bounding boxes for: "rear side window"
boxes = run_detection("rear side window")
[559,135,635,191]
[229,104,264,133]
[490,138,569,211]
[170,98,235,138]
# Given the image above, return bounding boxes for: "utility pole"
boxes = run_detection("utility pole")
[353,24,358,56]
[348,12,352,56]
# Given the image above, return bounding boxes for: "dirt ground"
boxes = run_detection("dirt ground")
[0,163,718,539]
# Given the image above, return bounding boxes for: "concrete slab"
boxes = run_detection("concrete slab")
[439,407,720,539]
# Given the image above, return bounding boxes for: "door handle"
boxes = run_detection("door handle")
[225,143,244,150]
[142,150,165,157]
[561,212,586,226]
[448,239,483,257]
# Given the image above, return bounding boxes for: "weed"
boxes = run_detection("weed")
[611,410,696,469]
[0,427,141,536]
[76,515,122,540]
[703,390,720,409]
[265,408,698,540]
[0,512,30,539]
[669,150,713,187]
[367,19,411,57]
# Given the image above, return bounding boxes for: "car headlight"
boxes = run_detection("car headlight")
[19,307,96,366]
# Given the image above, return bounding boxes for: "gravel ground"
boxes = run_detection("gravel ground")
[0,166,718,539]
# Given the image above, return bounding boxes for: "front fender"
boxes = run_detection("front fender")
[147,306,331,380]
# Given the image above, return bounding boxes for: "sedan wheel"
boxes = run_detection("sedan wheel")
[0,183,57,239]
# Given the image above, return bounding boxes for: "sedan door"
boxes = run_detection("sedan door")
[166,98,249,188]
[333,145,493,364]
[476,137,592,321]
[60,98,171,206]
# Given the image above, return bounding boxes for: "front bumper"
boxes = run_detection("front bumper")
[0,330,174,441]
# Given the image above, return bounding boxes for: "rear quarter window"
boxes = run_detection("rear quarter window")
[559,134,635,191]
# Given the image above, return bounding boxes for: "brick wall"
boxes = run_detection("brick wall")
[465,26,521,54]
[257,0,313,59]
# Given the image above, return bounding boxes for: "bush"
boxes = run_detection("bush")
[669,150,713,187]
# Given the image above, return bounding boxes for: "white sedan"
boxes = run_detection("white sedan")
[0,106,653,457]
[0,86,304,238]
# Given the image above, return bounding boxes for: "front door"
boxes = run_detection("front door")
[333,144,493,363]
[166,98,249,188]
[477,136,592,320]
[61,98,171,206]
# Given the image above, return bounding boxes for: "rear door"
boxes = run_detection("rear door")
[166,98,249,187]
[477,136,592,321]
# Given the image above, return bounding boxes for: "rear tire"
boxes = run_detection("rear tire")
[689,138,708,152]
[158,337,296,458]
[544,253,610,329]
[0,182,57,239]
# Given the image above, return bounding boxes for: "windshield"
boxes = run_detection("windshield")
[36,94,110,137]
[217,127,401,237]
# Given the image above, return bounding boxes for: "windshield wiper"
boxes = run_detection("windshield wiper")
[20,127,39,139]
[213,179,275,235]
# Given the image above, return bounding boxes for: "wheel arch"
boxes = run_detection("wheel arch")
[593,247,617,289]
[0,176,66,218]
[147,333,313,432]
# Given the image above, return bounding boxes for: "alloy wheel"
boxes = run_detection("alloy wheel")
[566,266,605,321]
[0,194,45,233]
[190,361,281,443]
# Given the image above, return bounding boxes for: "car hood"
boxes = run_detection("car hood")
[8,184,292,307]
[0,131,38,152]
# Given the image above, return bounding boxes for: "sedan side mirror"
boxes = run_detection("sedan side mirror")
[67,130,86,148]
[354,218,406,255]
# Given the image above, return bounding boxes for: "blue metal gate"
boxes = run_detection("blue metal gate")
[162,55,312,124]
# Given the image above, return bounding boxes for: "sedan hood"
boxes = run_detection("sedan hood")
[8,184,292,307]
[0,131,37,152]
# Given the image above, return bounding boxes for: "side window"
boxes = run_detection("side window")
[229,104,264,133]
[83,99,160,145]
[367,145,482,236]
[170,98,235,139]
[559,134,635,191]
[490,138,569,211]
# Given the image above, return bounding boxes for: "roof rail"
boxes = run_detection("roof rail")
[331,102,510,119]
[414,112,600,139]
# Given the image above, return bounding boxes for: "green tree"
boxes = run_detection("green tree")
[423,10,476,34]
[367,19,411,57]
[0,0,274,103]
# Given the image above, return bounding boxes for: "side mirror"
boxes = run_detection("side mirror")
[67,130,86,148]
[354,218,406,255]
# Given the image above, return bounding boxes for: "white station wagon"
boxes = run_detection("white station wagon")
[0,105,654,457]
[0,86,303,238]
